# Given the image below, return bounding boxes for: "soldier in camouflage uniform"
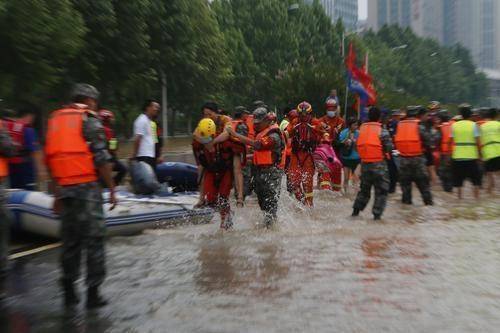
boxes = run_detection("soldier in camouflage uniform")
[0,122,14,299]
[45,84,116,308]
[352,107,393,220]
[227,107,284,227]
[394,106,433,205]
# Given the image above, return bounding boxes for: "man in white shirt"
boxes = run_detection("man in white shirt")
[131,99,160,170]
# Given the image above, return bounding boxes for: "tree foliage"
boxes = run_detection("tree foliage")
[0,0,489,136]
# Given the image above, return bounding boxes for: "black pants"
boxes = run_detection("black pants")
[136,156,156,171]
[112,157,128,185]
[387,158,398,193]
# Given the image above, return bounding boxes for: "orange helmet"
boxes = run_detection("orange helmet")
[98,109,115,122]
[297,101,312,114]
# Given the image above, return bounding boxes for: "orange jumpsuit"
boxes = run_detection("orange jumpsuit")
[193,115,242,227]
[318,115,345,191]
[286,117,323,206]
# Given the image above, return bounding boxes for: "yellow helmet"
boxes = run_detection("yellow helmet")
[196,118,216,138]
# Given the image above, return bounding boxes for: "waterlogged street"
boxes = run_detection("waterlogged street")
[1,185,500,333]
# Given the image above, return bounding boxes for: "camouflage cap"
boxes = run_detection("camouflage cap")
[252,107,269,123]
[71,83,100,100]
[406,106,420,117]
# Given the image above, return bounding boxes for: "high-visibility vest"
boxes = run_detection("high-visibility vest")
[480,120,500,161]
[279,119,289,132]
[253,124,286,169]
[440,122,452,154]
[394,119,423,157]
[452,120,479,160]
[357,122,384,163]
[45,107,97,186]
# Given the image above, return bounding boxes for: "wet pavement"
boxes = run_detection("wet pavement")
[1,183,500,333]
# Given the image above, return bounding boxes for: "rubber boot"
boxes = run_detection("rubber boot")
[373,214,381,220]
[62,280,80,307]
[352,208,360,217]
[86,286,108,309]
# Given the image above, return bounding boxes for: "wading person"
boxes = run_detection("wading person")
[131,99,160,170]
[436,110,454,192]
[394,106,433,206]
[0,120,14,300]
[5,108,45,190]
[230,106,250,206]
[286,102,323,206]
[338,118,360,193]
[479,108,500,194]
[227,107,285,227]
[45,84,116,308]
[192,102,242,229]
[450,104,482,199]
[98,109,127,185]
[352,107,392,220]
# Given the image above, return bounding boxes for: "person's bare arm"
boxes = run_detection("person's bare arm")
[131,135,142,159]
[98,162,116,210]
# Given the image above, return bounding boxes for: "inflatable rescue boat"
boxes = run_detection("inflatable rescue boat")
[7,189,213,238]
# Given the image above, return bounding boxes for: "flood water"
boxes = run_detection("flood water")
[1,182,500,332]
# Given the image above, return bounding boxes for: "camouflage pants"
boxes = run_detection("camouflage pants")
[353,162,390,217]
[254,167,283,226]
[242,164,254,197]
[399,156,433,205]
[60,189,106,287]
[438,154,453,192]
[0,183,10,285]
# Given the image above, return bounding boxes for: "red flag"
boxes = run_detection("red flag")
[345,42,356,71]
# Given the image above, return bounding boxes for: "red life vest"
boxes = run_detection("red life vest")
[440,122,452,154]
[394,119,423,157]
[292,121,318,153]
[0,120,9,177]
[253,124,286,169]
[192,140,242,173]
[357,122,384,163]
[45,107,97,186]
[5,118,27,164]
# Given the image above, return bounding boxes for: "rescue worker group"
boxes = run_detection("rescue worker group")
[0,83,499,309]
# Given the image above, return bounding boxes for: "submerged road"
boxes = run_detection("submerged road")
[1,184,500,332]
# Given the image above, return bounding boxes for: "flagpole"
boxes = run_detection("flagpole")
[343,32,348,121]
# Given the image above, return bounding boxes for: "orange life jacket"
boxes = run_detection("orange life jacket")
[292,121,318,153]
[0,120,8,178]
[440,122,452,154]
[245,115,255,140]
[45,107,97,186]
[253,124,286,169]
[394,119,423,157]
[357,122,384,163]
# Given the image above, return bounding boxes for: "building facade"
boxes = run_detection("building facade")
[367,0,500,70]
[319,0,358,31]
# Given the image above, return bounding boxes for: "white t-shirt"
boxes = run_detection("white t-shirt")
[133,113,155,158]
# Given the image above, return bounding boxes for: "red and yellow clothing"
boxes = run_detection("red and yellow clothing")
[319,115,345,142]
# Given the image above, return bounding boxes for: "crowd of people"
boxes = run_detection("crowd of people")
[191,95,500,226]
[0,82,498,309]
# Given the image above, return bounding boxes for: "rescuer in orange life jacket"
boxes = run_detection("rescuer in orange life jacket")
[352,106,393,220]
[44,83,117,309]
[226,107,286,227]
[435,109,454,192]
[286,101,325,207]
[0,114,15,300]
[192,102,245,230]
[98,109,128,185]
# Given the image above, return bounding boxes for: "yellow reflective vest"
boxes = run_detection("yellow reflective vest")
[452,120,479,160]
[480,120,500,161]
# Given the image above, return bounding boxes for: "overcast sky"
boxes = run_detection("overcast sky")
[359,0,368,20]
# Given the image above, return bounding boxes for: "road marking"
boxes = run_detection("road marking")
[8,242,62,260]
